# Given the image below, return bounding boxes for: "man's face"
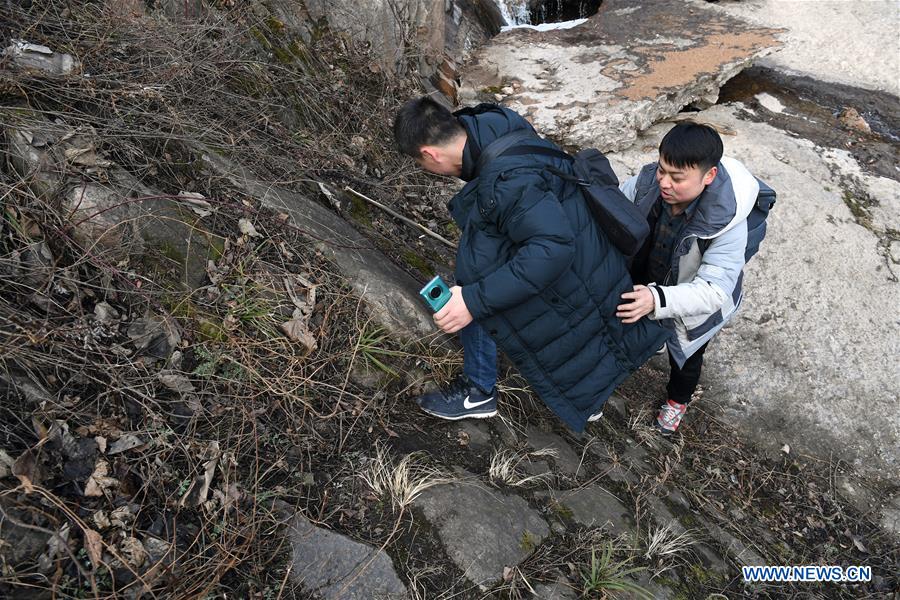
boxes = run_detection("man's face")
[415,135,465,178]
[655,157,717,209]
[416,149,460,177]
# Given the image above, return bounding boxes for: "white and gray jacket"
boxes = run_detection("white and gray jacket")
[620,157,758,367]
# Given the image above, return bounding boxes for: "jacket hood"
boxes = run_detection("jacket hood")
[456,104,537,181]
[693,157,759,239]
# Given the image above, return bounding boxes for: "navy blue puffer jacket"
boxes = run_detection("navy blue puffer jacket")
[452,105,668,431]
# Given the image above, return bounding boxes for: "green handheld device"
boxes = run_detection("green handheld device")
[419,276,452,312]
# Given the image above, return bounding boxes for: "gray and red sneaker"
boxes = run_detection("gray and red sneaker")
[655,399,687,435]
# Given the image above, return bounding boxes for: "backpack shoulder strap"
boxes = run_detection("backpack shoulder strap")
[634,163,657,203]
[475,130,572,177]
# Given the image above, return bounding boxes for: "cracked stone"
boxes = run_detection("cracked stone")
[414,477,549,589]
[526,426,583,476]
[537,487,634,534]
[288,513,407,600]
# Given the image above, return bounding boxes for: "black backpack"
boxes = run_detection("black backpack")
[474,129,650,256]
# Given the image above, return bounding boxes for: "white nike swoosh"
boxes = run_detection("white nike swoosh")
[463,395,494,409]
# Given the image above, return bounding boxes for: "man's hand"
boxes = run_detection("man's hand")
[617,285,655,324]
[434,285,473,334]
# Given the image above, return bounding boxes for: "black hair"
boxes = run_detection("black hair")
[393,96,465,158]
[658,121,723,172]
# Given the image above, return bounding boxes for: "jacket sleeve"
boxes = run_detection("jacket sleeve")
[649,224,747,320]
[461,173,575,320]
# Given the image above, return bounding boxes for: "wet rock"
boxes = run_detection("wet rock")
[460,0,780,151]
[526,426,582,476]
[287,512,407,599]
[537,487,634,534]
[414,477,549,589]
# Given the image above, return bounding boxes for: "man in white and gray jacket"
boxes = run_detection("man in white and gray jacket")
[616,122,759,434]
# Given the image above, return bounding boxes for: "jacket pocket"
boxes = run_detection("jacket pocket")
[542,287,578,322]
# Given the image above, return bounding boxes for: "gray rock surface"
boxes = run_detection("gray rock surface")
[586,445,639,485]
[525,426,582,476]
[288,513,407,599]
[537,487,634,534]
[531,578,577,599]
[306,0,501,75]
[414,478,549,589]
[455,421,492,450]
[459,0,779,151]
[880,494,900,541]
[608,105,900,479]
[709,0,899,94]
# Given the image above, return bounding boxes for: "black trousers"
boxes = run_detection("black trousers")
[667,341,710,405]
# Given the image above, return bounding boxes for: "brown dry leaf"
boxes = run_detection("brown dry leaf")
[157,370,195,394]
[84,528,103,568]
[119,536,147,568]
[31,417,49,440]
[179,441,221,508]
[84,459,118,497]
[12,449,37,492]
[280,317,317,353]
[108,433,145,455]
[95,436,107,454]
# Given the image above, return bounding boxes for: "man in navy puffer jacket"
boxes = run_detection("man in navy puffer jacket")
[394,97,668,432]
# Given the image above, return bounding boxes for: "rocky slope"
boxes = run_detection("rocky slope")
[0,1,898,599]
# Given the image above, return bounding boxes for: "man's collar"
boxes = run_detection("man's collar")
[663,193,702,220]
[461,137,477,181]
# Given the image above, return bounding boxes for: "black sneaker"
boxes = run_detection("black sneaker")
[415,375,498,420]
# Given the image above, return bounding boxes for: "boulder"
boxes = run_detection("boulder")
[305,0,502,76]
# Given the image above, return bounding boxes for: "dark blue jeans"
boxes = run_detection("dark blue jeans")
[460,321,497,393]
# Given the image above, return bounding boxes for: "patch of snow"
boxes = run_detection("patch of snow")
[755,92,786,114]
[501,18,587,33]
